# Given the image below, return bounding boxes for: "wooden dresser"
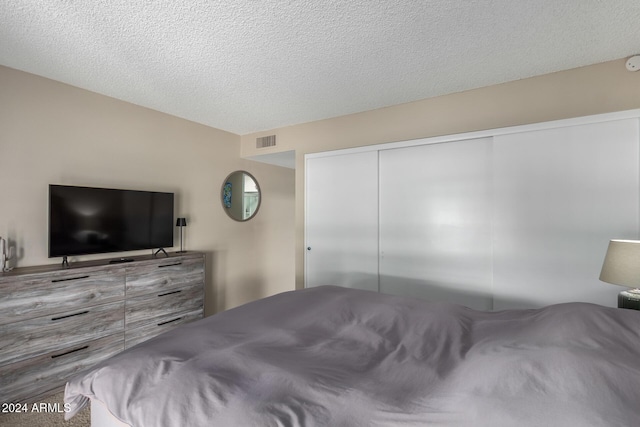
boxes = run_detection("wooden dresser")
[0,251,204,404]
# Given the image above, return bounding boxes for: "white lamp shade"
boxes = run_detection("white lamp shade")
[599,240,640,288]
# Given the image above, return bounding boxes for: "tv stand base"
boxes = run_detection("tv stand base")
[153,248,168,257]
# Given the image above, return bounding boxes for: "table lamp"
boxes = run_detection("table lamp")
[600,239,640,307]
[176,218,187,253]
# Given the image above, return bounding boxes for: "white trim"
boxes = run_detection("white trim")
[305,109,640,160]
[304,156,310,288]
[637,118,640,241]
[376,150,381,294]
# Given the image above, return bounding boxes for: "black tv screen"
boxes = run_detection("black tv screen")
[49,185,174,257]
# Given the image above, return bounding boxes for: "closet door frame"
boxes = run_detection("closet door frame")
[304,109,640,308]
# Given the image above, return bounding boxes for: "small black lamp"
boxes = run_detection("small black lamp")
[176,217,187,253]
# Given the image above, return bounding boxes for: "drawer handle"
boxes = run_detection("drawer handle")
[158,262,182,268]
[51,275,90,283]
[158,290,182,297]
[51,345,89,359]
[51,310,89,321]
[157,317,182,326]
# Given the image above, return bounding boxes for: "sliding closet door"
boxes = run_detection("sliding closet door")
[305,151,379,291]
[492,119,639,309]
[379,138,493,310]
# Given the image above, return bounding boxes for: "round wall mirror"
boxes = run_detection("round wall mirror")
[221,171,261,221]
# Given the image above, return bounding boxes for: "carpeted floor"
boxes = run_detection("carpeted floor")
[0,391,90,427]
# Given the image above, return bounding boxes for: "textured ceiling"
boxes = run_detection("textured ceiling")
[1,1,639,135]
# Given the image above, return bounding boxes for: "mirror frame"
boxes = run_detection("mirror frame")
[221,170,262,222]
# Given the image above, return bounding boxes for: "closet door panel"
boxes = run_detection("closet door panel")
[305,151,379,291]
[379,138,493,310]
[493,119,639,309]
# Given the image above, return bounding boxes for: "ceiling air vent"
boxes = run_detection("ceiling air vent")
[256,135,276,149]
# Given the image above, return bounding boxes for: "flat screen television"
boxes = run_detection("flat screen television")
[49,185,174,258]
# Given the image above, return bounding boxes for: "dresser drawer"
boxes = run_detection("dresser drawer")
[125,256,204,297]
[0,301,124,365]
[0,266,125,325]
[125,282,203,330]
[0,333,124,404]
[125,309,203,349]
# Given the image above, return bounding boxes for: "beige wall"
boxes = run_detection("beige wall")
[0,65,295,314]
[239,57,640,289]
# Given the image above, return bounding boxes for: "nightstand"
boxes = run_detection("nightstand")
[618,290,640,310]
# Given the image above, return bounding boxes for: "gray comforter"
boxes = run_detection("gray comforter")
[65,285,640,426]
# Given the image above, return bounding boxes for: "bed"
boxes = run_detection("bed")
[64,285,640,426]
